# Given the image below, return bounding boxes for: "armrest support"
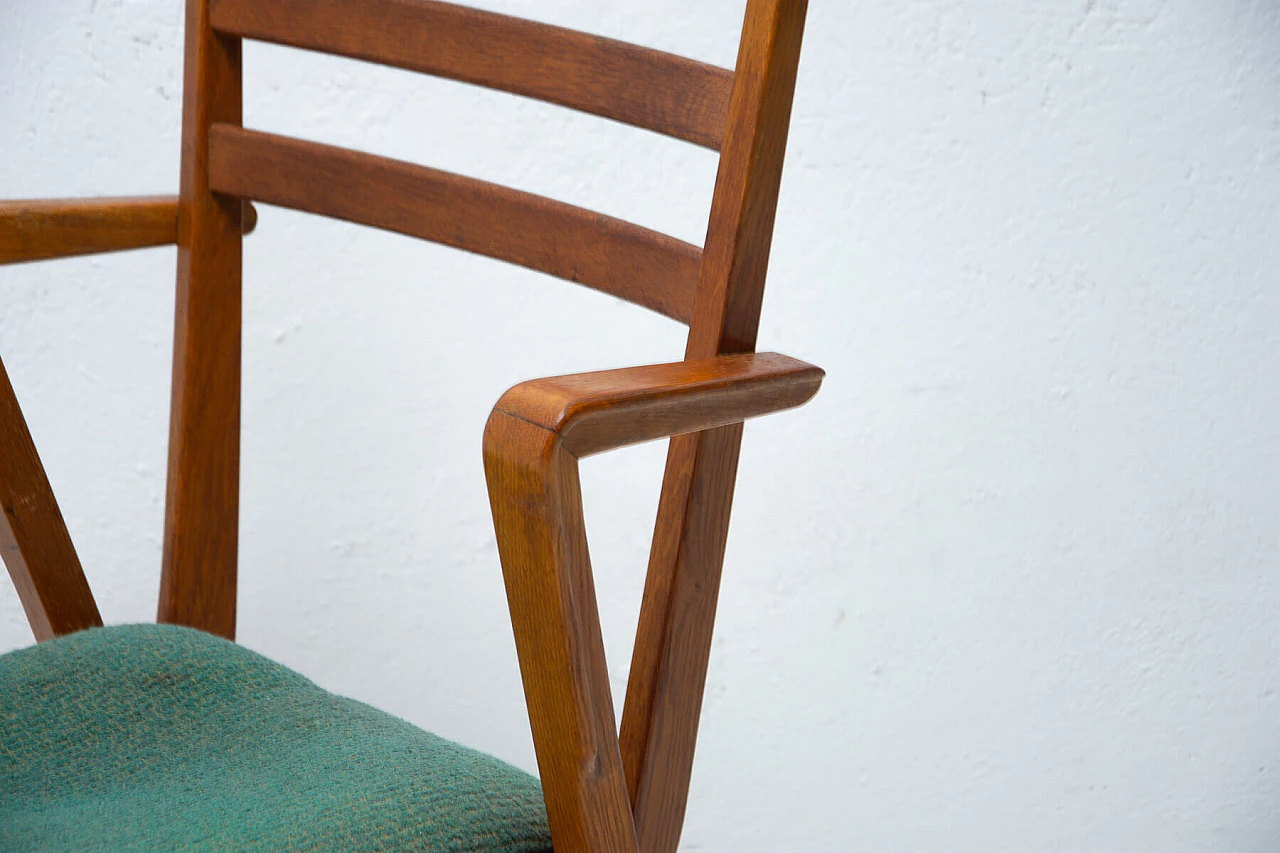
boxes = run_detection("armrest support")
[0,196,258,265]
[491,352,824,458]
[482,352,822,853]
[0,355,102,641]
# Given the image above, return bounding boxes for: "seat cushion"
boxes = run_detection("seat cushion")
[0,624,552,853]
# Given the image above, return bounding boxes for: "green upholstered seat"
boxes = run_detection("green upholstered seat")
[0,624,553,853]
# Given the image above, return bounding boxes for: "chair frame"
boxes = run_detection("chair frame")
[0,2,823,852]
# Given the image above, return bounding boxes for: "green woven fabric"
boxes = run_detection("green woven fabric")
[0,624,553,853]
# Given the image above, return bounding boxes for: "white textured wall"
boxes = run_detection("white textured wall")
[3,1,1279,850]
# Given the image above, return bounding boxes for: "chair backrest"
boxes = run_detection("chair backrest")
[162,0,809,635]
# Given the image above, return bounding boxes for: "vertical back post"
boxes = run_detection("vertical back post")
[619,1,810,851]
[158,0,244,639]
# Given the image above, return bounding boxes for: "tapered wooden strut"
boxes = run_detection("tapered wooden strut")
[485,354,822,853]
[0,356,102,642]
[209,0,735,149]
[620,3,811,853]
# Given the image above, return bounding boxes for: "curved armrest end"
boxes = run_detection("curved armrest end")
[490,352,824,458]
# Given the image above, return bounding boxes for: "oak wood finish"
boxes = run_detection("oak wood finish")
[207,125,700,322]
[485,413,640,853]
[0,356,103,642]
[209,0,734,150]
[0,187,258,642]
[158,0,244,641]
[620,3,811,852]
[0,197,259,266]
[484,353,821,853]
[0,197,177,265]
[494,353,823,458]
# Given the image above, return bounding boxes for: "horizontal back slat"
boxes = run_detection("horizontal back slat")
[208,125,700,322]
[209,0,734,150]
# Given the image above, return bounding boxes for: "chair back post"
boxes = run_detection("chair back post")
[158,0,245,640]
[619,2,810,851]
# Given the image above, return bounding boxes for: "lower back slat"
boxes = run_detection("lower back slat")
[207,125,698,323]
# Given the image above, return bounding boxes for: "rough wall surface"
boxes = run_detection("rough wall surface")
[2,1,1278,850]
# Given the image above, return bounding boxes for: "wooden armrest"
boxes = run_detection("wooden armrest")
[490,352,824,458]
[482,352,822,853]
[0,196,258,265]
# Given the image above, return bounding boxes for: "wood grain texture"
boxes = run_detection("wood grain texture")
[158,0,244,641]
[0,197,177,265]
[621,3,811,852]
[493,352,823,457]
[687,0,810,360]
[484,412,640,853]
[0,355,102,642]
[0,198,260,266]
[618,424,741,851]
[207,125,700,322]
[209,0,733,150]
[486,352,820,852]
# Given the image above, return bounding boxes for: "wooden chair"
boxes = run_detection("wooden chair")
[0,1,823,851]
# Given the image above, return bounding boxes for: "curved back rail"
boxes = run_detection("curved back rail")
[206,126,701,323]
[208,0,735,150]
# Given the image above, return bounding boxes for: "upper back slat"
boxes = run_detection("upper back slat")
[209,0,735,150]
